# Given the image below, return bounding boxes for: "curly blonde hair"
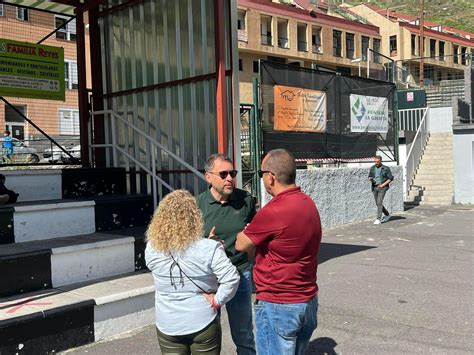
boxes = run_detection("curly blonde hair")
[146,189,203,252]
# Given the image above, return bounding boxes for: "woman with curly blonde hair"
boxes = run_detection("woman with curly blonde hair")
[145,189,240,355]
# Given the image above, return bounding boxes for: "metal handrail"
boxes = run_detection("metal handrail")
[90,109,206,208]
[398,107,428,131]
[404,107,429,196]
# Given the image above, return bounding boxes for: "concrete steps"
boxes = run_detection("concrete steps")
[0,272,155,354]
[408,188,452,197]
[12,200,96,243]
[0,228,147,297]
[0,195,153,244]
[0,168,156,351]
[416,164,453,172]
[408,133,454,206]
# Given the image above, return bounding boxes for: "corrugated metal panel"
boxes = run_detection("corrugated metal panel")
[99,0,221,194]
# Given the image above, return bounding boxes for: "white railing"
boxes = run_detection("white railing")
[398,107,428,131]
[404,107,429,196]
[89,110,206,209]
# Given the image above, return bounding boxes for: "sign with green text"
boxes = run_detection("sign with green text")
[0,39,65,100]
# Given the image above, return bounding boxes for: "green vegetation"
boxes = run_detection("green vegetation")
[338,0,474,33]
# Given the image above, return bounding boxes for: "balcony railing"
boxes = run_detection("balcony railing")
[278,37,289,48]
[238,29,248,42]
[297,41,307,52]
[312,44,322,53]
[261,34,272,46]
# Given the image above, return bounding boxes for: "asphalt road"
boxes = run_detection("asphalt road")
[64,205,474,354]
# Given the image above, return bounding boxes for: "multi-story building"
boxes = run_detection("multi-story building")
[348,3,474,86]
[0,3,89,143]
[237,0,383,103]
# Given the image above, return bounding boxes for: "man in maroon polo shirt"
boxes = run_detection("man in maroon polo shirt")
[236,148,322,355]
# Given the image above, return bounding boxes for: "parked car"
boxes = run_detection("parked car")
[42,143,80,163]
[1,138,40,163]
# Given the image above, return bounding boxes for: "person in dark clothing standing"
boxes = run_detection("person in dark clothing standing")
[368,155,394,225]
[196,154,257,355]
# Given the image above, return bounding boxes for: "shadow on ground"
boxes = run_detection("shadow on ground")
[386,216,406,222]
[307,337,338,354]
[319,243,376,264]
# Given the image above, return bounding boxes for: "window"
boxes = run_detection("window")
[439,41,445,61]
[373,39,381,63]
[333,30,342,57]
[267,56,285,64]
[389,35,397,55]
[261,15,272,45]
[297,23,307,52]
[419,37,424,56]
[346,33,355,59]
[237,10,246,30]
[411,34,417,55]
[0,4,5,17]
[277,18,289,48]
[55,15,77,41]
[59,109,80,135]
[64,60,78,89]
[253,61,259,73]
[238,59,243,71]
[336,66,351,75]
[430,39,436,58]
[5,105,26,123]
[312,26,322,53]
[17,7,29,21]
[361,36,370,61]
[453,45,459,64]
[461,47,467,65]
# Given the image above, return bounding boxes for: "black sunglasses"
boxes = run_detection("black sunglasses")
[258,170,273,178]
[209,170,238,179]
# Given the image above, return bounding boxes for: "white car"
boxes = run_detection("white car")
[43,144,80,163]
[2,138,40,163]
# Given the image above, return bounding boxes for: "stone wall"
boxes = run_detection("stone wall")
[262,166,404,228]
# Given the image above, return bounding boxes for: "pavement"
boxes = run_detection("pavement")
[63,205,474,354]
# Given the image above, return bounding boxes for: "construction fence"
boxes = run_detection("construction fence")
[259,60,397,163]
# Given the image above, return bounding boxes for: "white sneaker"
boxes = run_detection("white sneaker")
[373,219,381,225]
[382,214,391,223]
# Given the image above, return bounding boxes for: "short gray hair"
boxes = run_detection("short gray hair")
[264,149,296,185]
[204,154,233,172]
[375,155,382,161]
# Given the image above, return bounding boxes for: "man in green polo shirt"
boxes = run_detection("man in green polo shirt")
[197,153,256,355]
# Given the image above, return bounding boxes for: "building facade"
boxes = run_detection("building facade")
[237,0,383,103]
[0,3,90,143]
[349,3,474,86]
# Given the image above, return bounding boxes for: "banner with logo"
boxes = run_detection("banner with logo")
[0,39,65,100]
[350,94,389,133]
[274,85,327,132]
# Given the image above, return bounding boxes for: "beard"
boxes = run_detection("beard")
[214,183,234,196]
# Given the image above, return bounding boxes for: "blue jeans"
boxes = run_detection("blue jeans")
[254,295,318,355]
[225,270,256,355]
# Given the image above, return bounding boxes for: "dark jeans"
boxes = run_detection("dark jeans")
[156,316,221,355]
[373,186,389,220]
